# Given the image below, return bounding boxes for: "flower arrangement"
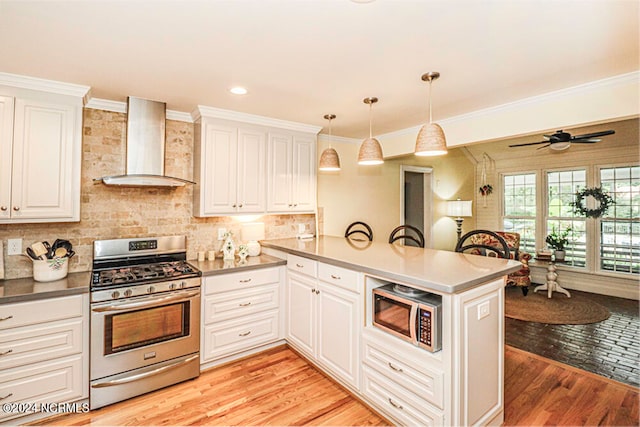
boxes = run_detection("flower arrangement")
[570,187,615,218]
[545,226,572,251]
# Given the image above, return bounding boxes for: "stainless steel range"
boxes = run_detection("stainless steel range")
[89,236,201,410]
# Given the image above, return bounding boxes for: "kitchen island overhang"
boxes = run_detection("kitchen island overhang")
[262,235,522,294]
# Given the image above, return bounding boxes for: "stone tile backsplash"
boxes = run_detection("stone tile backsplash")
[0,108,315,280]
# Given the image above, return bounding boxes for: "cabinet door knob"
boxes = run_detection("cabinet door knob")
[232,204,237,208]
[0,206,7,211]
[311,288,316,293]
[239,203,243,208]
[315,289,320,294]
[293,203,298,207]
[12,206,19,211]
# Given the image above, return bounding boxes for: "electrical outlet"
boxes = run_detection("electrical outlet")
[217,228,227,240]
[7,238,22,255]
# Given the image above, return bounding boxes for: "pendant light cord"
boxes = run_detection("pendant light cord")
[428,79,433,124]
[328,117,333,148]
[369,102,373,139]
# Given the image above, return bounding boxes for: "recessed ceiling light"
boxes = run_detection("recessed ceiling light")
[230,87,248,95]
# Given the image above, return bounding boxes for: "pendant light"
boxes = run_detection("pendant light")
[358,97,384,165]
[415,72,448,156]
[319,114,340,171]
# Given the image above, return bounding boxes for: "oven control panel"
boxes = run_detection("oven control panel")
[91,277,201,303]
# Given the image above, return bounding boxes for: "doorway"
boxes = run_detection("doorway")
[400,165,433,247]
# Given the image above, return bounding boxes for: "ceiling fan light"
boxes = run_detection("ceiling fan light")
[549,141,571,151]
[358,137,384,165]
[319,147,341,171]
[415,123,448,156]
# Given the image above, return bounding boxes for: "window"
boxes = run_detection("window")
[503,173,536,253]
[547,170,587,267]
[600,166,640,274]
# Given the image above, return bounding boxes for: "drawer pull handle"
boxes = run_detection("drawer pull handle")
[388,398,403,410]
[0,349,13,357]
[330,274,341,280]
[239,331,251,337]
[239,302,252,307]
[295,263,304,268]
[388,362,403,372]
[0,393,13,401]
[0,316,13,322]
[239,279,252,283]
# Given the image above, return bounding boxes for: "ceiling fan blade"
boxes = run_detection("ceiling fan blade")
[536,143,551,150]
[572,130,615,140]
[509,140,548,147]
[572,139,600,144]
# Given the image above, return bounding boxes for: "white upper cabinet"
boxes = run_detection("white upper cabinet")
[0,75,87,224]
[193,107,319,217]
[194,118,266,216]
[267,132,316,213]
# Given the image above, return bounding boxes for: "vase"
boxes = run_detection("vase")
[554,250,566,262]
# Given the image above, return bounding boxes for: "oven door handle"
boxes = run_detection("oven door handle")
[91,289,200,312]
[91,354,199,388]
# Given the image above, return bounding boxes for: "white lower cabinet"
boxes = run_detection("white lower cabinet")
[201,267,283,364]
[0,294,88,422]
[286,259,361,390]
[362,365,443,427]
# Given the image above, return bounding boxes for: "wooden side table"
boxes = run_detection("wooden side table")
[533,261,571,298]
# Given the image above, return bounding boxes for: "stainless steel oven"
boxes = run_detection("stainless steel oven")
[89,236,201,409]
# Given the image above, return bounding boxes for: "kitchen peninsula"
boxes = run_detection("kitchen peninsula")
[263,235,522,427]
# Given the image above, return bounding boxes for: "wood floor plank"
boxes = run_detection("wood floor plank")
[31,345,638,426]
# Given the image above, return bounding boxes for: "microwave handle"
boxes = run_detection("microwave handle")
[409,304,418,343]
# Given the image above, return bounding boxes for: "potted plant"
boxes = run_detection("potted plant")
[545,226,572,261]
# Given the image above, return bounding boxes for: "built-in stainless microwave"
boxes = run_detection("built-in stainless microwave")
[372,284,442,352]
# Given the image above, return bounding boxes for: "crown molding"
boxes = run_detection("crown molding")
[378,71,640,143]
[85,97,193,122]
[194,105,322,134]
[318,134,360,145]
[0,72,90,101]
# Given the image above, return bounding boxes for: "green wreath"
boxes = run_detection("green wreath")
[570,187,615,218]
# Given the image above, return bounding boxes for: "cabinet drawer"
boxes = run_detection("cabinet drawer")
[0,354,85,422]
[287,254,317,277]
[204,283,279,323]
[362,366,443,427]
[0,318,83,370]
[363,335,444,409]
[204,267,279,294]
[318,263,359,293]
[0,295,83,330]
[202,310,279,361]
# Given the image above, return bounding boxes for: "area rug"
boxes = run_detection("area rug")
[505,286,610,325]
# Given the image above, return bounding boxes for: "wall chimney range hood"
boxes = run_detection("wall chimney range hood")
[94,97,195,187]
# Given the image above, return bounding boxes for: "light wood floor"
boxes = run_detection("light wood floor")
[34,345,638,426]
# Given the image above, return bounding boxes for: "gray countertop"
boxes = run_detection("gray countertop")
[262,236,522,294]
[0,254,286,304]
[189,254,286,276]
[0,271,91,304]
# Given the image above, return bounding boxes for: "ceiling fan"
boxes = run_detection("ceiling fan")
[509,129,615,151]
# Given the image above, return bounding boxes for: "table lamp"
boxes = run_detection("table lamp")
[446,199,472,241]
[241,222,265,256]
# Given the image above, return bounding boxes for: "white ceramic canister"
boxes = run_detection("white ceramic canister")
[33,258,69,282]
